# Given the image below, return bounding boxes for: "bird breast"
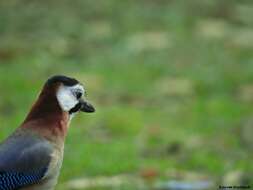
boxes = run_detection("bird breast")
[20,144,64,190]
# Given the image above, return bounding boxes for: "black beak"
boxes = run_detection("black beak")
[79,99,95,113]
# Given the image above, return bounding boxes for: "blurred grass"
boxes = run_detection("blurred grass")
[0,0,253,189]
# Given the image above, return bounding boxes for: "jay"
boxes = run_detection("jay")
[0,75,95,190]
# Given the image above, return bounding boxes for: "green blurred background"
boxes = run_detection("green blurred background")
[0,0,252,189]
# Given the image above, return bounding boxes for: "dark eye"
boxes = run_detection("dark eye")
[76,92,82,99]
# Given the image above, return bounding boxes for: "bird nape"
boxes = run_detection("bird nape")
[0,75,95,190]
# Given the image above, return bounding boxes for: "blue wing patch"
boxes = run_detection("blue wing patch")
[0,168,47,190]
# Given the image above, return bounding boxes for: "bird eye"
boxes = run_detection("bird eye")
[76,91,82,99]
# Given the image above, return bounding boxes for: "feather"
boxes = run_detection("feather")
[0,130,53,189]
[0,168,47,190]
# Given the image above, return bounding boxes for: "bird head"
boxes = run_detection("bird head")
[48,75,95,114]
[47,75,95,115]
[24,75,95,124]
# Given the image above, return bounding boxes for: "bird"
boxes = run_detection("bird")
[0,75,95,190]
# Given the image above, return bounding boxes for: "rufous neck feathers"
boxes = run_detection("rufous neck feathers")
[21,83,69,139]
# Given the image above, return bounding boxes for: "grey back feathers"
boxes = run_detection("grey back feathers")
[0,129,52,173]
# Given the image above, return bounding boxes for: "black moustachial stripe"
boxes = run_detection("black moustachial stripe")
[46,75,79,86]
[69,103,82,114]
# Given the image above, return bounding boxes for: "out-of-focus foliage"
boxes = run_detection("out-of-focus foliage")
[0,0,252,189]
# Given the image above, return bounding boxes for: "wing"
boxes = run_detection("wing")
[0,131,53,190]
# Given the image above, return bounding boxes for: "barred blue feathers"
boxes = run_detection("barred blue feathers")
[0,168,47,190]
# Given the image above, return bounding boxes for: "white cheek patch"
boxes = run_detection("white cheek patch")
[56,84,84,112]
